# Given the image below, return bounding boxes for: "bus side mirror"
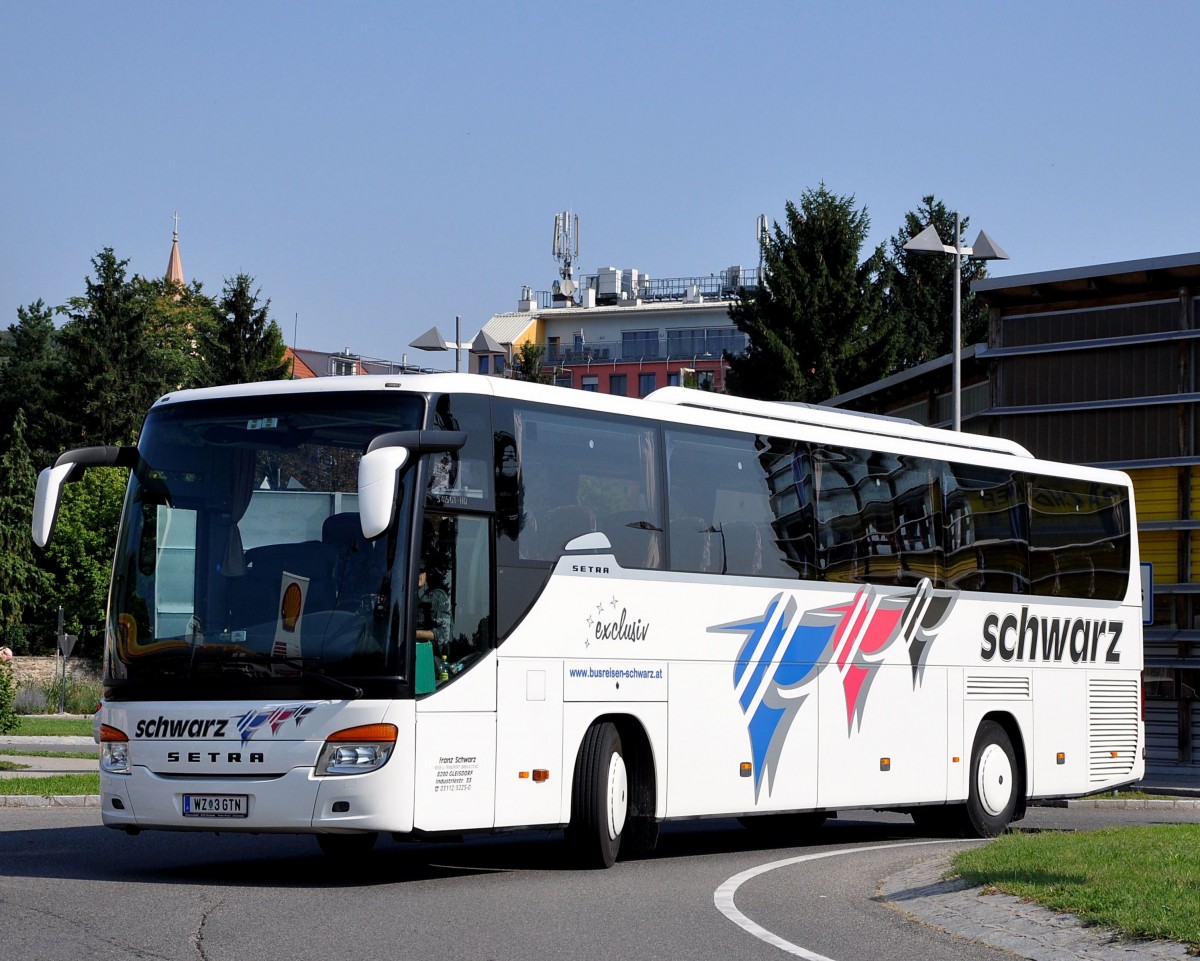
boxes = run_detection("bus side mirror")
[359,429,467,540]
[32,445,138,549]
[32,463,75,549]
[359,447,410,540]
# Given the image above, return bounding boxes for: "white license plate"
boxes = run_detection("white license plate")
[183,793,248,818]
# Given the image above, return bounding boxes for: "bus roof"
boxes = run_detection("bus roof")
[643,386,1033,459]
[155,373,1034,461]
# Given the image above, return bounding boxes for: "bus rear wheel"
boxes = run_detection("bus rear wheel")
[964,721,1019,837]
[567,722,627,868]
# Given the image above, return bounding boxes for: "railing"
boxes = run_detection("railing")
[536,329,747,367]
[536,267,760,310]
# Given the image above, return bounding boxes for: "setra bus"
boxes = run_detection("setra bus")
[32,373,1144,866]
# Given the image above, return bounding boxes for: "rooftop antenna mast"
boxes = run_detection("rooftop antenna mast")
[552,210,580,298]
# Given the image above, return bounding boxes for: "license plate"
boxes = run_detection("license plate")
[183,793,248,818]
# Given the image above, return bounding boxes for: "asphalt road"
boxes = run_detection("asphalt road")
[3,806,1197,961]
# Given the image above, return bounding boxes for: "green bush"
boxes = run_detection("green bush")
[0,663,16,735]
[1,623,32,656]
[37,675,103,715]
[13,682,45,715]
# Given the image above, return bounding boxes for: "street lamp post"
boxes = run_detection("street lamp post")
[904,212,1009,431]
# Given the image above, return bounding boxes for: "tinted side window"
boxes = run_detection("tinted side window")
[513,405,663,568]
[665,429,794,577]
[1030,477,1130,600]
[891,456,944,587]
[812,447,938,585]
[944,463,1029,593]
[764,441,814,579]
[426,394,493,511]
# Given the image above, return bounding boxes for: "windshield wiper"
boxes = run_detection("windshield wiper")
[226,653,364,699]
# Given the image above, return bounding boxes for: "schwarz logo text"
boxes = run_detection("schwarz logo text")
[981,608,1122,663]
[134,717,230,739]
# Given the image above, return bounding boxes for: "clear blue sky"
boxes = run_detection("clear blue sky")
[3,1,1198,367]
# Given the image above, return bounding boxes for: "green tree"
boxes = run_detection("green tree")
[0,660,15,735]
[148,276,218,390]
[881,196,990,373]
[0,409,51,652]
[56,248,207,446]
[39,465,127,650]
[512,342,553,384]
[0,300,63,465]
[726,185,890,402]
[202,274,289,385]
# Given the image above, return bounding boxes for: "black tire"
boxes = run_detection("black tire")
[567,723,628,868]
[316,831,379,859]
[964,720,1020,837]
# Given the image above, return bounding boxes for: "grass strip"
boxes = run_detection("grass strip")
[0,749,96,760]
[953,826,1200,948]
[11,717,93,737]
[0,760,31,772]
[0,773,100,796]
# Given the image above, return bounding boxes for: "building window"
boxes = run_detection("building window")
[330,356,357,376]
[638,372,657,397]
[582,376,599,392]
[622,330,660,360]
[609,373,627,396]
[556,374,573,389]
[667,372,680,387]
[478,356,490,375]
[495,355,505,375]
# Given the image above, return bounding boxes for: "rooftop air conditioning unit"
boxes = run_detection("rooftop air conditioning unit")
[596,267,622,305]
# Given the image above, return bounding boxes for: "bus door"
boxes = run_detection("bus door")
[412,512,498,832]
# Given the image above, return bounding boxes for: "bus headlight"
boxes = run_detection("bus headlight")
[316,723,397,776]
[100,724,131,775]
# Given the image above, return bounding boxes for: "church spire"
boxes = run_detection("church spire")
[166,211,185,288]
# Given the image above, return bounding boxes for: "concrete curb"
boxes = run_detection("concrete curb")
[0,794,101,808]
[880,851,1195,960]
[1039,798,1200,811]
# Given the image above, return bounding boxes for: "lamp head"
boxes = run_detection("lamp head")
[903,224,952,255]
[969,229,1010,261]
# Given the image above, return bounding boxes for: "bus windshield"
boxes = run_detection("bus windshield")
[104,391,423,699]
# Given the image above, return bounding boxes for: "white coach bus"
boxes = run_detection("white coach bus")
[33,374,1143,866]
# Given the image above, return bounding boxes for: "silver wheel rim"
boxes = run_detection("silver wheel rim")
[606,751,628,841]
[977,742,1013,817]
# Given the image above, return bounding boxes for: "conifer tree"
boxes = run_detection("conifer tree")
[0,300,63,464]
[203,274,289,385]
[881,196,990,373]
[726,185,890,402]
[0,409,51,652]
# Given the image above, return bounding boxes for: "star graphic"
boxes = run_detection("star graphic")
[596,602,604,615]
[610,596,619,609]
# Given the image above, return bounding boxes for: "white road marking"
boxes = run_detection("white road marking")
[713,839,968,959]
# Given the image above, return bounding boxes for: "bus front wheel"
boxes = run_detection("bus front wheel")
[567,722,628,868]
[964,721,1019,837]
